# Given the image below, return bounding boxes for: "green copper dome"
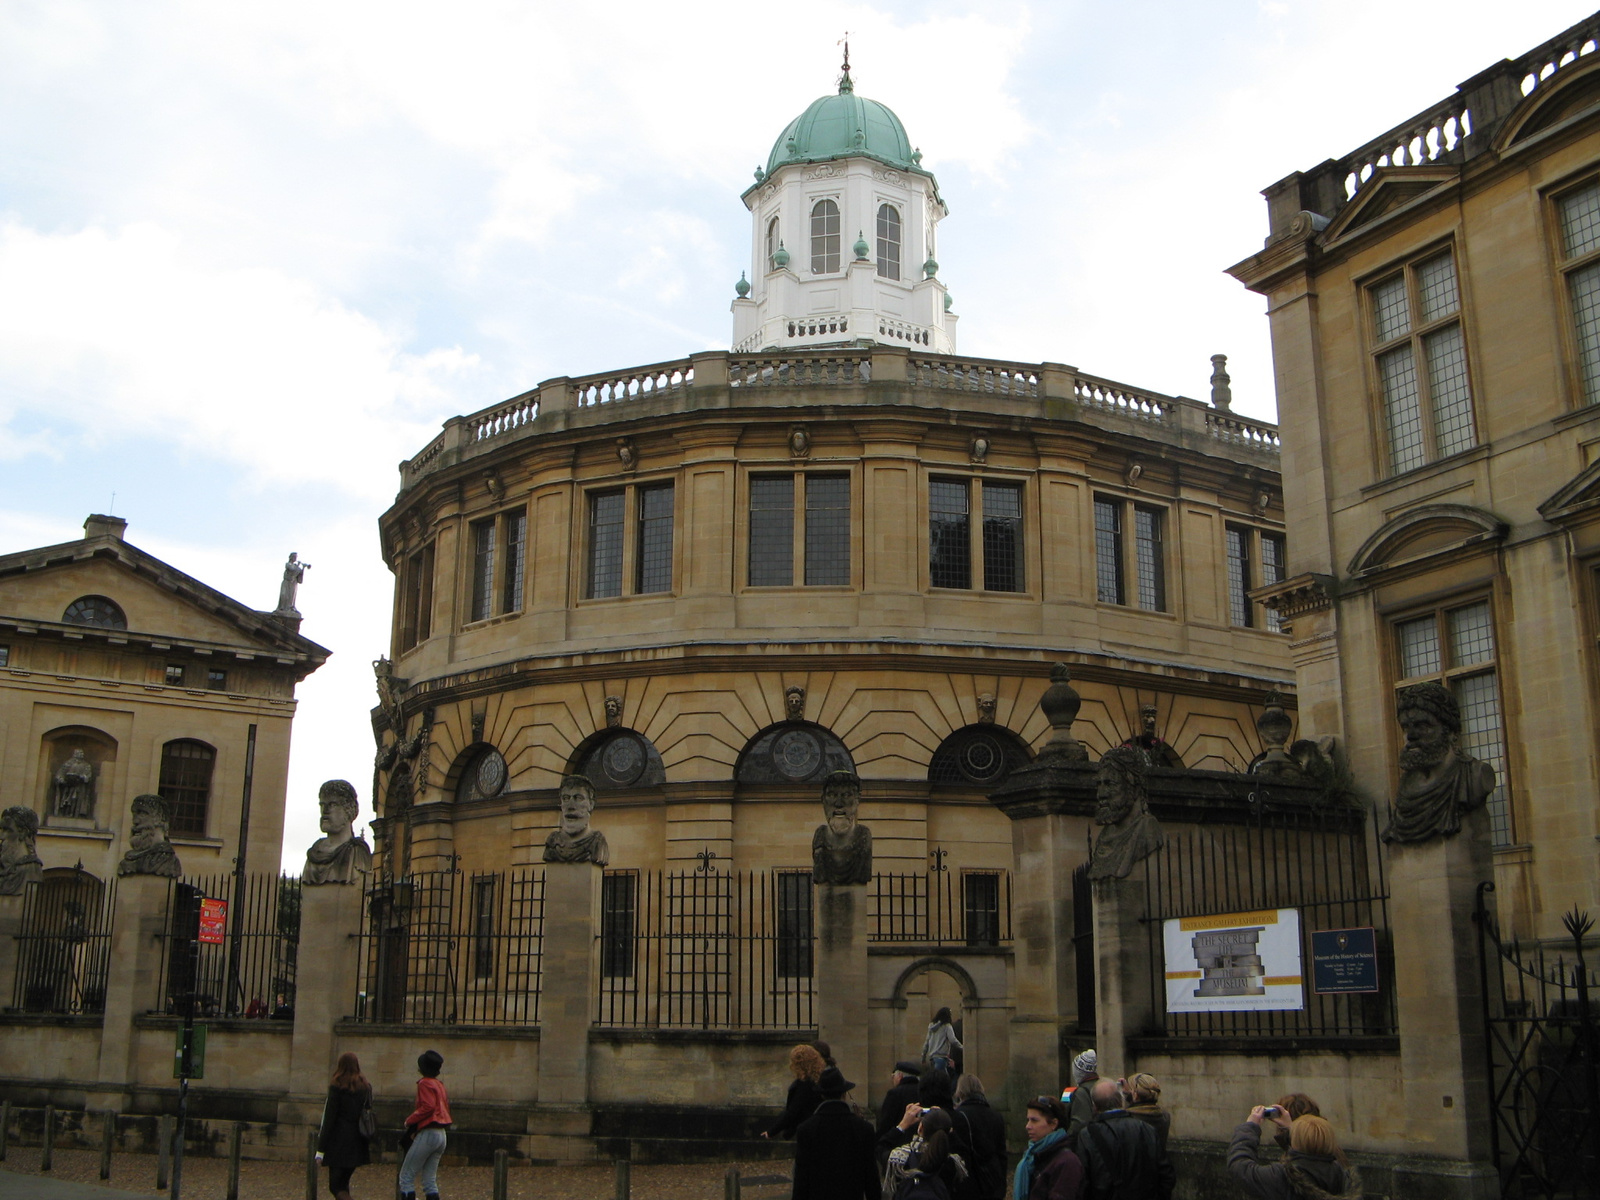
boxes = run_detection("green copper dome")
[765,77,920,176]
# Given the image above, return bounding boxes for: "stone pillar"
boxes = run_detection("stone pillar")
[1091,871,1156,1083]
[0,893,23,1010]
[286,884,365,1102]
[92,874,172,1107]
[538,862,601,1105]
[814,883,870,1083]
[1388,807,1496,1171]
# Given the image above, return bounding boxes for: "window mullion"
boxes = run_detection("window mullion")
[970,481,983,589]
[792,473,804,584]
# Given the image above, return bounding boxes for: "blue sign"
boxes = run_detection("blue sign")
[1311,927,1379,994]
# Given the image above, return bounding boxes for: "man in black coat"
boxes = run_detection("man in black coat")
[950,1075,1007,1200]
[875,1060,922,1138]
[793,1067,879,1200]
[1076,1081,1176,1200]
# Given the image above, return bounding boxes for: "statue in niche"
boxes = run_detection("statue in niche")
[275,552,310,616]
[604,695,623,728]
[1382,682,1495,845]
[1120,704,1183,769]
[812,771,872,885]
[785,685,806,723]
[0,806,44,895]
[303,780,373,885]
[117,794,181,878]
[1087,748,1165,881]
[543,775,610,865]
[52,749,96,818]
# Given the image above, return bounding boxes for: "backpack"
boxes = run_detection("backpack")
[895,1171,952,1200]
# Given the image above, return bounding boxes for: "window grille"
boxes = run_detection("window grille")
[1261,534,1286,632]
[1558,179,1600,403]
[776,872,814,977]
[63,596,126,629]
[588,491,625,599]
[1094,499,1124,605]
[804,475,850,585]
[470,518,495,622]
[1134,506,1165,612]
[472,877,496,980]
[810,200,840,274]
[981,481,1022,592]
[159,740,215,837]
[748,476,794,586]
[876,204,901,281]
[636,483,675,594]
[929,479,971,589]
[963,873,1001,947]
[600,871,638,979]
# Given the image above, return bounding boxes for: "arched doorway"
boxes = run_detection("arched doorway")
[891,957,981,1082]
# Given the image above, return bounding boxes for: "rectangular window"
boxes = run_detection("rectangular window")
[206,668,228,691]
[588,491,625,599]
[600,871,638,979]
[470,518,496,622]
[1557,179,1600,403]
[776,871,814,977]
[165,663,186,686]
[929,479,972,589]
[1370,249,1476,474]
[1261,534,1286,633]
[1226,526,1252,627]
[749,476,795,587]
[1133,506,1165,612]
[805,474,851,585]
[1094,498,1123,605]
[400,544,435,651]
[982,481,1023,592]
[0,645,9,667]
[963,872,1001,948]
[635,482,675,594]
[472,877,496,980]
[1394,600,1510,845]
[502,509,526,614]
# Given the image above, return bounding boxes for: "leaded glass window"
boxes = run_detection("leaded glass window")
[1133,506,1164,612]
[62,595,126,630]
[1558,180,1600,403]
[470,518,495,622]
[159,739,215,837]
[635,483,674,594]
[1226,526,1252,627]
[588,491,625,599]
[805,475,850,586]
[1261,533,1286,633]
[981,482,1022,592]
[929,479,971,589]
[749,476,794,587]
[502,509,526,614]
[1094,499,1124,605]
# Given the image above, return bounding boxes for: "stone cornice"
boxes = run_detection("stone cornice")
[1250,572,1336,620]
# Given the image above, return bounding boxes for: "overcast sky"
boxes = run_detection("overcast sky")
[1,0,1589,868]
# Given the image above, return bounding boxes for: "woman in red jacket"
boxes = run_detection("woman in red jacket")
[398,1050,452,1200]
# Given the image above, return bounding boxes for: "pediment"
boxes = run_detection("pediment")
[1324,168,1458,242]
[1539,455,1600,523]
[1498,55,1600,150]
[1348,504,1507,578]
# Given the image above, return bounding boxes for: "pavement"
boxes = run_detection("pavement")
[0,1169,152,1198]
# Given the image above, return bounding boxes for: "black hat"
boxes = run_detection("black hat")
[418,1050,444,1077]
[818,1066,855,1095]
[894,1060,922,1077]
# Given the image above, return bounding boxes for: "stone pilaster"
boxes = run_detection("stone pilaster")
[1091,869,1156,1083]
[285,883,365,1108]
[91,874,171,1108]
[814,882,870,1084]
[538,862,601,1105]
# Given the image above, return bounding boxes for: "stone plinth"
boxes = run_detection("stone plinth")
[1091,869,1155,1082]
[538,862,601,1105]
[285,883,365,1108]
[92,874,171,1107]
[815,882,869,1083]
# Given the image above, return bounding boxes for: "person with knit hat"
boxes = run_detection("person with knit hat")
[1061,1049,1098,1146]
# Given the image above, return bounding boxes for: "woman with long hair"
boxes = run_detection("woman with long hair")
[315,1052,373,1200]
[1229,1107,1360,1198]
[761,1043,825,1140]
[880,1103,968,1199]
[920,1006,962,1076]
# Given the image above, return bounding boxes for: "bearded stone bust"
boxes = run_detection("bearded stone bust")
[812,771,872,885]
[1087,747,1165,881]
[1382,682,1495,845]
[303,780,373,885]
[0,806,45,895]
[117,794,181,878]
[543,775,609,865]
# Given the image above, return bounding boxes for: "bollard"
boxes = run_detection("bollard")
[614,1157,631,1200]
[100,1110,115,1180]
[725,1164,742,1200]
[40,1104,54,1172]
[0,1098,8,1161]
[156,1114,173,1190]
[493,1148,508,1200]
[226,1122,242,1200]
[305,1127,318,1200]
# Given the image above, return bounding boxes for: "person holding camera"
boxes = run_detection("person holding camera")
[879,1103,968,1199]
[1226,1105,1360,1199]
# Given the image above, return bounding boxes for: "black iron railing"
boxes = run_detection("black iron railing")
[870,864,1012,946]
[11,871,116,1014]
[351,869,544,1027]
[155,872,300,1017]
[595,869,814,1030]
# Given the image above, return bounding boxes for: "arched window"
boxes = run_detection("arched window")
[928,725,1033,787]
[158,739,215,837]
[810,200,840,275]
[735,722,855,784]
[571,729,667,789]
[766,217,781,271]
[876,204,902,281]
[454,744,509,803]
[62,596,126,630]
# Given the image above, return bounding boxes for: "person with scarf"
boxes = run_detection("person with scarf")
[1228,1109,1360,1199]
[1013,1096,1082,1200]
[879,1106,967,1200]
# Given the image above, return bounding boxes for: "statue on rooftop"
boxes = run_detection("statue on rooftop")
[117,795,181,878]
[52,749,96,818]
[1087,748,1164,881]
[303,780,373,885]
[0,806,44,895]
[275,552,310,616]
[812,771,872,885]
[543,776,609,865]
[1382,682,1495,845]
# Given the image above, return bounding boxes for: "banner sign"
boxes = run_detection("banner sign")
[198,897,228,945]
[1310,927,1380,994]
[1162,908,1304,1012]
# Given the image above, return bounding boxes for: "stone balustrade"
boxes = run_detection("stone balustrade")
[398,347,1280,488]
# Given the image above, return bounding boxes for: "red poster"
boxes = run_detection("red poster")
[198,897,227,945]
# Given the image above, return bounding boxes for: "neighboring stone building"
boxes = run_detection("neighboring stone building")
[0,514,330,887]
[1230,11,1600,940]
[373,66,1291,1096]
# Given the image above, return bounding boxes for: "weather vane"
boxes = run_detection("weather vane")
[838,32,852,91]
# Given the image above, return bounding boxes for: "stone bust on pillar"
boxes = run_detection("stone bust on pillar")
[303,780,373,885]
[1382,682,1496,845]
[1087,747,1165,881]
[812,771,872,885]
[543,775,610,865]
[0,806,45,895]
[117,794,182,878]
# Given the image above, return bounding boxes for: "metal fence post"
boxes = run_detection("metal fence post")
[304,1127,318,1200]
[227,1122,242,1200]
[100,1110,115,1179]
[613,1157,630,1200]
[725,1164,742,1200]
[493,1148,508,1200]
[156,1114,172,1190]
[40,1104,54,1171]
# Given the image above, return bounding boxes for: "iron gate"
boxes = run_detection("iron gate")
[1476,882,1600,1199]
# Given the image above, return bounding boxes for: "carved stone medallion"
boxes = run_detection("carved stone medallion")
[772,728,823,781]
[600,735,646,786]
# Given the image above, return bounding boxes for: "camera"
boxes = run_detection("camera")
[1263,1106,1282,1117]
